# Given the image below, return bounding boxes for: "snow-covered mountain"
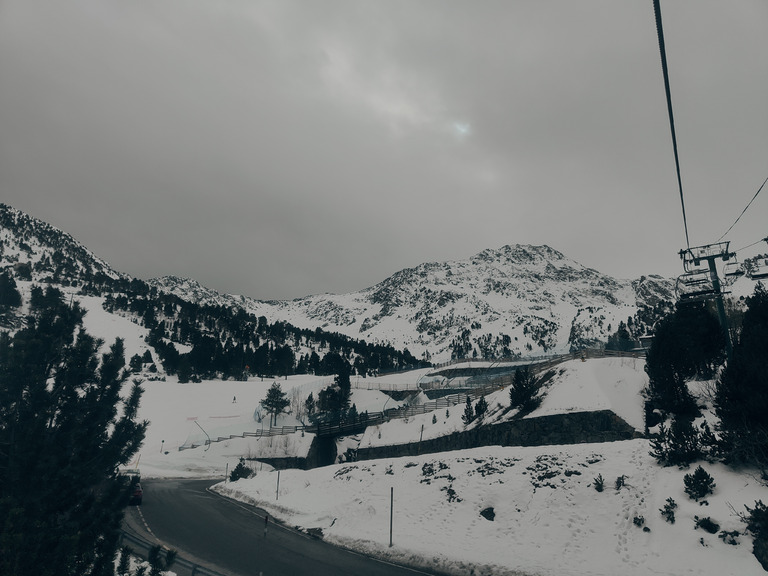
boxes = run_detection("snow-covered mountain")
[0,203,123,286]
[0,203,674,362]
[151,245,675,362]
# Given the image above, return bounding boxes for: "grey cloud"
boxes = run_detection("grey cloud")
[1,0,766,299]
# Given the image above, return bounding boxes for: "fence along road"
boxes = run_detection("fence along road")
[179,349,643,448]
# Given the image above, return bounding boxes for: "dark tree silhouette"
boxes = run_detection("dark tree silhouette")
[716,284,768,464]
[645,303,725,417]
[462,395,475,425]
[0,288,147,576]
[261,381,290,427]
[0,271,22,310]
[509,366,542,413]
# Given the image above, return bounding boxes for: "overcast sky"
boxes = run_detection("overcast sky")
[1,1,766,300]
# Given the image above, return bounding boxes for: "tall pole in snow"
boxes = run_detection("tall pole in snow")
[276,470,280,500]
[389,487,394,547]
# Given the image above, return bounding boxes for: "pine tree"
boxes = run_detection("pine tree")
[462,395,475,425]
[509,366,542,413]
[147,545,177,576]
[649,417,702,467]
[683,466,716,501]
[116,547,132,576]
[129,353,144,373]
[0,288,147,576]
[0,271,22,310]
[474,396,488,420]
[229,457,252,481]
[305,392,315,418]
[261,381,290,427]
[645,303,725,417]
[605,321,634,351]
[317,362,352,418]
[716,283,768,464]
[347,403,358,423]
[334,365,352,409]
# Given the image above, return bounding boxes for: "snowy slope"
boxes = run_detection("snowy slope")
[0,203,122,284]
[206,358,768,576]
[216,441,766,576]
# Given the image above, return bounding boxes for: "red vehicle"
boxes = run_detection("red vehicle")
[129,482,143,505]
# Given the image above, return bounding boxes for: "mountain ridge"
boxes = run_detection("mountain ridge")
[0,203,675,362]
[148,245,675,362]
[0,203,123,286]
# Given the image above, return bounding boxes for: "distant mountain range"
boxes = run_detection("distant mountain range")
[0,204,677,363]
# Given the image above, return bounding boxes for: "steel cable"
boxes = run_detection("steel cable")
[717,175,768,243]
[652,0,690,248]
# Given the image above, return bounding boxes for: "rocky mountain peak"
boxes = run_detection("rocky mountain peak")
[0,203,120,285]
[474,244,567,265]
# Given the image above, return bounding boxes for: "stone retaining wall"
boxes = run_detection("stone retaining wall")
[353,410,640,462]
[266,410,640,469]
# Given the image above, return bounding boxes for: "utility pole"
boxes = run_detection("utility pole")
[707,256,732,360]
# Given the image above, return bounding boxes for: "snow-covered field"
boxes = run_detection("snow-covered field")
[74,292,768,575]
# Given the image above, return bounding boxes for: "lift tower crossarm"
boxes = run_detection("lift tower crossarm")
[678,242,733,359]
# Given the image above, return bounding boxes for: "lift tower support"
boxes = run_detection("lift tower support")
[678,242,733,360]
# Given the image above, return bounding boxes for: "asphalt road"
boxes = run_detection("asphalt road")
[124,479,445,576]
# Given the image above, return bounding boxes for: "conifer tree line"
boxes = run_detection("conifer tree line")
[645,283,768,467]
[0,285,147,576]
[91,277,426,382]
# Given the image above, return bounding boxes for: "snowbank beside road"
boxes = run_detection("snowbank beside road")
[215,440,766,576]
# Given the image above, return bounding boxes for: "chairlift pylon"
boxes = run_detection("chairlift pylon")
[679,242,732,272]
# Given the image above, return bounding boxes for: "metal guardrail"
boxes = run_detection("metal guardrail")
[178,349,643,449]
[350,379,420,391]
[120,530,229,576]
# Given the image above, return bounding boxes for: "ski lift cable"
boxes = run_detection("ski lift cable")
[652,0,690,249]
[716,175,768,243]
[734,236,768,254]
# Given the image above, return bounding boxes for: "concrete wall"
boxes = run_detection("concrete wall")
[251,456,307,470]
[353,410,640,462]
[264,410,640,470]
[252,435,338,470]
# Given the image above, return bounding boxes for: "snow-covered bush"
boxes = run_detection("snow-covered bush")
[684,466,716,501]
[694,516,720,534]
[230,457,253,482]
[660,497,677,524]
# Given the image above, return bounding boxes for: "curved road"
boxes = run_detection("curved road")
[124,479,445,576]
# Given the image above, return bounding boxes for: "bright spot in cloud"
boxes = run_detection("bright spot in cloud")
[452,121,471,140]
